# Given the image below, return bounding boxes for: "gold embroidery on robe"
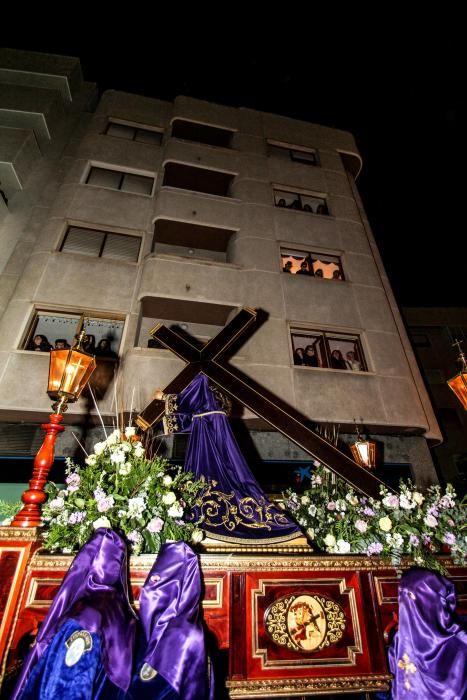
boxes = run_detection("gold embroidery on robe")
[398,653,417,690]
[197,483,291,531]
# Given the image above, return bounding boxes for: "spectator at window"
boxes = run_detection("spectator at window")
[277,198,286,207]
[95,338,118,359]
[296,261,311,276]
[293,348,305,365]
[303,204,313,213]
[303,345,319,367]
[54,339,70,350]
[332,269,342,280]
[316,203,328,216]
[289,199,301,210]
[28,334,53,352]
[83,334,96,354]
[314,269,324,278]
[330,349,347,370]
[283,261,293,273]
[345,351,361,371]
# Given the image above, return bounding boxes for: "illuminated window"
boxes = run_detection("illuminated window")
[273,187,329,215]
[268,140,319,166]
[291,328,366,371]
[105,119,163,146]
[281,248,344,280]
[60,225,141,262]
[23,312,124,358]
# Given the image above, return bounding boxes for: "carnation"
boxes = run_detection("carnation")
[355,519,368,533]
[93,516,111,529]
[378,517,392,532]
[147,516,164,534]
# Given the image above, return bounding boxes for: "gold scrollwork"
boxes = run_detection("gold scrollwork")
[265,593,346,653]
[198,484,291,532]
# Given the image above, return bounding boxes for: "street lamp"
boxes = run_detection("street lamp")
[350,425,377,469]
[12,322,96,527]
[447,340,467,411]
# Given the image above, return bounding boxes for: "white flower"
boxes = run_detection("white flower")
[49,497,65,511]
[118,463,132,476]
[106,429,121,446]
[121,442,131,452]
[412,492,424,505]
[168,503,184,519]
[128,497,146,517]
[94,441,106,455]
[345,493,358,506]
[324,533,336,548]
[85,454,97,466]
[336,539,351,554]
[306,527,315,540]
[191,529,204,544]
[162,492,177,505]
[399,494,415,510]
[125,426,136,438]
[110,450,126,464]
[301,495,310,505]
[93,516,111,529]
[134,443,145,458]
[308,504,317,517]
[355,519,368,533]
[379,517,392,532]
[147,516,164,533]
[163,475,173,487]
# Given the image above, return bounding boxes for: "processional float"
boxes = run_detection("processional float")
[0,308,465,698]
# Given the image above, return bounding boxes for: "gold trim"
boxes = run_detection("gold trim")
[199,535,310,552]
[374,576,399,605]
[135,415,150,431]
[25,577,60,608]
[226,675,391,697]
[0,527,40,540]
[252,578,362,668]
[202,577,223,608]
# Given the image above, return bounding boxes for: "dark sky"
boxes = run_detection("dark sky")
[7,34,466,309]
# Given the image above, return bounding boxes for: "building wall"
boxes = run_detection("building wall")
[0,51,441,486]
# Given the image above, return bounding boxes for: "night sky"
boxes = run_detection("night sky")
[7,34,465,309]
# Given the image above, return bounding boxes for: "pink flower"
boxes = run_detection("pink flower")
[147,517,164,533]
[355,519,368,533]
[327,501,337,511]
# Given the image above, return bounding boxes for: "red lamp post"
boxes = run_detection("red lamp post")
[12,326,96,527]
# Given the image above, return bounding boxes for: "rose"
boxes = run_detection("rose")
[379,517,392,532]
[162,475,173,487]
[125,426,136,438]
[93,516,111,529]
[167,503,184,519]
[191,529,204,544]
[162,492,177,505]
[324,533,336,548]
[301,495,310,505]
[355,519,368,533]
[147,517,164,533]
[336,539,351,554]
[424,514,438,528]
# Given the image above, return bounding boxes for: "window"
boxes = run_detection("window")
[171,119,233,148]
[105,119,163,146]
[60,226,141,262]
[291,328,366,371]
[281,248,344,280]
[273,187,329,215]
[86,166,154,196]
[268,140,319,166]
[163,162,234,197]
[23,312,124,358]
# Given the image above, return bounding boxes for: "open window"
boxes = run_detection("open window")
[291,327,366,371]
[281,248,344,280]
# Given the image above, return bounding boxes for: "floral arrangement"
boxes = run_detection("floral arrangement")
[285,465,466,573]
[42,427,204,555]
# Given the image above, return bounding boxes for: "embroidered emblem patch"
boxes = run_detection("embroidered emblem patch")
[140,663,158,681]
[64,630,93,667]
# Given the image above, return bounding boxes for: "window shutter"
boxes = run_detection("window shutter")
[102,233,141,262]
[61,227,104,256]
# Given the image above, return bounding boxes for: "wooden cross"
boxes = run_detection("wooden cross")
[136,307,388,498]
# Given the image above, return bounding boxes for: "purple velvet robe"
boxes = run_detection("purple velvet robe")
[163,372,300,543]
[136,541,212,700]
[12,529,137,698]
[389,568,467,699]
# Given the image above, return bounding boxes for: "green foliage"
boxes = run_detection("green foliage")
[0,499,22,522]
[285,466,466,574]
[42,427,204,554]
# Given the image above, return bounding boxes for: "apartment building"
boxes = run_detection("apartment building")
[403,307,467,494]
[0,49,441,501]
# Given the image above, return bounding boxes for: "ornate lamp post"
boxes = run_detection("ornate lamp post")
[447,340,467,411]
[350,425,377,469]
[12,323,96,527]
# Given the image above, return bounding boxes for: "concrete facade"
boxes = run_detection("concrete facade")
[0,50,441,489]
[403,307,467,493]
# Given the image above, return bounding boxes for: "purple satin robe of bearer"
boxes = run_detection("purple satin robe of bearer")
[162,372,300,544]
[137,541,213,700]
[12,528,137,698]
[389,567,467,699]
